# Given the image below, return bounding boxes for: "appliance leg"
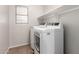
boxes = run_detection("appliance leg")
[32,49,34,54]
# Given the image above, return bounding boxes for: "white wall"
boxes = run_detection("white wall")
[28,5,44,26]
[41,5,62,24]
[9,6,30,48]
[0,6,9,53]
[60,9,79,54]
[9,5,43,48]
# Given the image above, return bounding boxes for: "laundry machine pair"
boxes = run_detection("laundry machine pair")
[30,23,64,54]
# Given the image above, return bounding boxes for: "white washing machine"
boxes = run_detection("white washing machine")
[30,23,64,54]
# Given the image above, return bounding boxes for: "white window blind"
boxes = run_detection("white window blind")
[16,6,28,24]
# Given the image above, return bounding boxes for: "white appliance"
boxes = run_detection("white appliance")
[30,23,64,54]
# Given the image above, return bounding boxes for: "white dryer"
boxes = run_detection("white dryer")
[30,23,64,54]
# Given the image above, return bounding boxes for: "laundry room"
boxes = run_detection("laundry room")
[0,5,79,54]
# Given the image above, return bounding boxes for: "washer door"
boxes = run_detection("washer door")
[34,34,40,53]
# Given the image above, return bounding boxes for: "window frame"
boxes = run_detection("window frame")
[15,5,29,24]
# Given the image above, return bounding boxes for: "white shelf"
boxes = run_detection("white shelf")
[38,5,79,19]
[38,6,63,19]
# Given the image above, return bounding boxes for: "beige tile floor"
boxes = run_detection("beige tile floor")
[7,45,34,54]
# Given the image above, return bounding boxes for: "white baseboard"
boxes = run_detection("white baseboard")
[5,48,9,54]
[9,42,29,49]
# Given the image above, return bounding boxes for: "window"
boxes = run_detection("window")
[16,6,28,24]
